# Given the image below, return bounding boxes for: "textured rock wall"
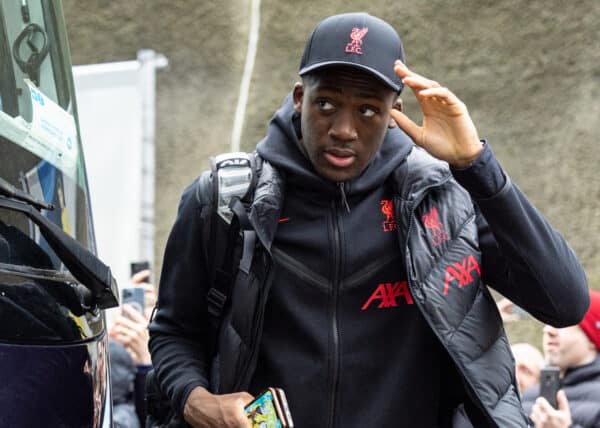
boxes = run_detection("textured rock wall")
[63,1,600,345]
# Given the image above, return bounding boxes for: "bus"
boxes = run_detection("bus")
[0,1,117,426]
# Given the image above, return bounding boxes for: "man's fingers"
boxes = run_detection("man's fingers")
[401,75,443,93]
[394,60,442,90]
[238,392,255,406]
[389,108,421,144]
[556,390,570,412]
[233,393,255,427]
[418,87,463,109]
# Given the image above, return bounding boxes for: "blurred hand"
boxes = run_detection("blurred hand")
[497,298,520,323]
[390,59,482,168]
[184,386,254,428]
[130,269,157,321]
[109,304,151,365]
[530,390,572,428]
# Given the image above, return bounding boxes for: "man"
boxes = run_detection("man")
[522,290,600,428]
[149,12,589,427]
[512,343,545,395]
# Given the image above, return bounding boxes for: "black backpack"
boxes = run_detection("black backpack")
[145,152,260,428]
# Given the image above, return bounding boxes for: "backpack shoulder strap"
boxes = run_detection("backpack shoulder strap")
[198,152,260,352]
[145,153,260,425]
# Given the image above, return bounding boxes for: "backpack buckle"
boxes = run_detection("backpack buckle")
[207,287,227,318]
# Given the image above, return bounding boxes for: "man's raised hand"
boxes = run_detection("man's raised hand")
[389,60,482,168]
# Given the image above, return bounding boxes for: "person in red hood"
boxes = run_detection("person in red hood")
[523,290,600,428]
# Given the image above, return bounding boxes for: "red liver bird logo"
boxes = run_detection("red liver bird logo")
[345,27,369,54]
[380,199,396,232]
[422,206,449,246]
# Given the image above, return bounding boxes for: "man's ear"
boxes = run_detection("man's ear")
[388,97,403,128]
[293,82,304,113]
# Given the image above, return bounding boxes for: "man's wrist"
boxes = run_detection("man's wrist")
[450,140,485,169]
[451,140,507,199]
[183,386,212,422]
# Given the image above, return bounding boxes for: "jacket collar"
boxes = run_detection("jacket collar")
[389,145,452,203]
[248,158,284,252]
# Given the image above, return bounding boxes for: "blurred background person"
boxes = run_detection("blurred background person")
[512,342,545,395]
[109,339,140,428]
[109,268,157,427]
[522,290,600,427]
[497,296,530,323]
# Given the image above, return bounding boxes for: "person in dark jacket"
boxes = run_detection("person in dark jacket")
[522,290,600,428]
[149,12,589,428]
[109,338,141,428]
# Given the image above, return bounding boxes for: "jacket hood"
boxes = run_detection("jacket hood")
[256,92,414,199]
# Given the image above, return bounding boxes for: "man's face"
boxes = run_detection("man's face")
[543,324,596,370]
[293,67,397,182]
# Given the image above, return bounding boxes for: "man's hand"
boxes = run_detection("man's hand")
[530,390,572,428]
[184,386,254,428]
[389,60,483,168]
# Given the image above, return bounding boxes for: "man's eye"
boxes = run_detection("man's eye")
[360,106,377,117]
[318,100,334,111]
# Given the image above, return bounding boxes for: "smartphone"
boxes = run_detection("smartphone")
[121,286,145,314]
[274,388,293,427]
[130,260,151,280]
[539,366,560,408]
[245,388,294,428]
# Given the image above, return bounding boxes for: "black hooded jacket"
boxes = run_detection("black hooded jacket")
[149,94,589,427]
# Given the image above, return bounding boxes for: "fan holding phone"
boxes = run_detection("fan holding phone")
[109,261,157,365]
[522,290,600,427]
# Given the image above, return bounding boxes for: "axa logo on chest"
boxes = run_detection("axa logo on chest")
[361,281,413,310]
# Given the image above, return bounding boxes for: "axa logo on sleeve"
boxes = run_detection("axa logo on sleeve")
[443,255,481,295]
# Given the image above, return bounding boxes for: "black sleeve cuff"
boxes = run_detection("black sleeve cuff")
[451,141,507,199]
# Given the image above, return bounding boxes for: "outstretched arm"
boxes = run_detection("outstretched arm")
[389,59,589,326]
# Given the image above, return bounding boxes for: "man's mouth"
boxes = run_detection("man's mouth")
[324,148,356,168]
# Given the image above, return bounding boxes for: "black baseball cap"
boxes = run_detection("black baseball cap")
[299,12,405,92]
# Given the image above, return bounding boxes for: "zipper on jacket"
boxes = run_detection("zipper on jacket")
[400,187,496,426]
[328,198,343,428]
[337,182,350,213]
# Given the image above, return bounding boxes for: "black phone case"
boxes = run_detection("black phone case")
[539,367,560,408]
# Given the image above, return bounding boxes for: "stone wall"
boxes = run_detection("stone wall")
[63,1,600,345]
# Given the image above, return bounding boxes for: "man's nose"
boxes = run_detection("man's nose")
[543,324,558,336]
[329,110,358,142]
